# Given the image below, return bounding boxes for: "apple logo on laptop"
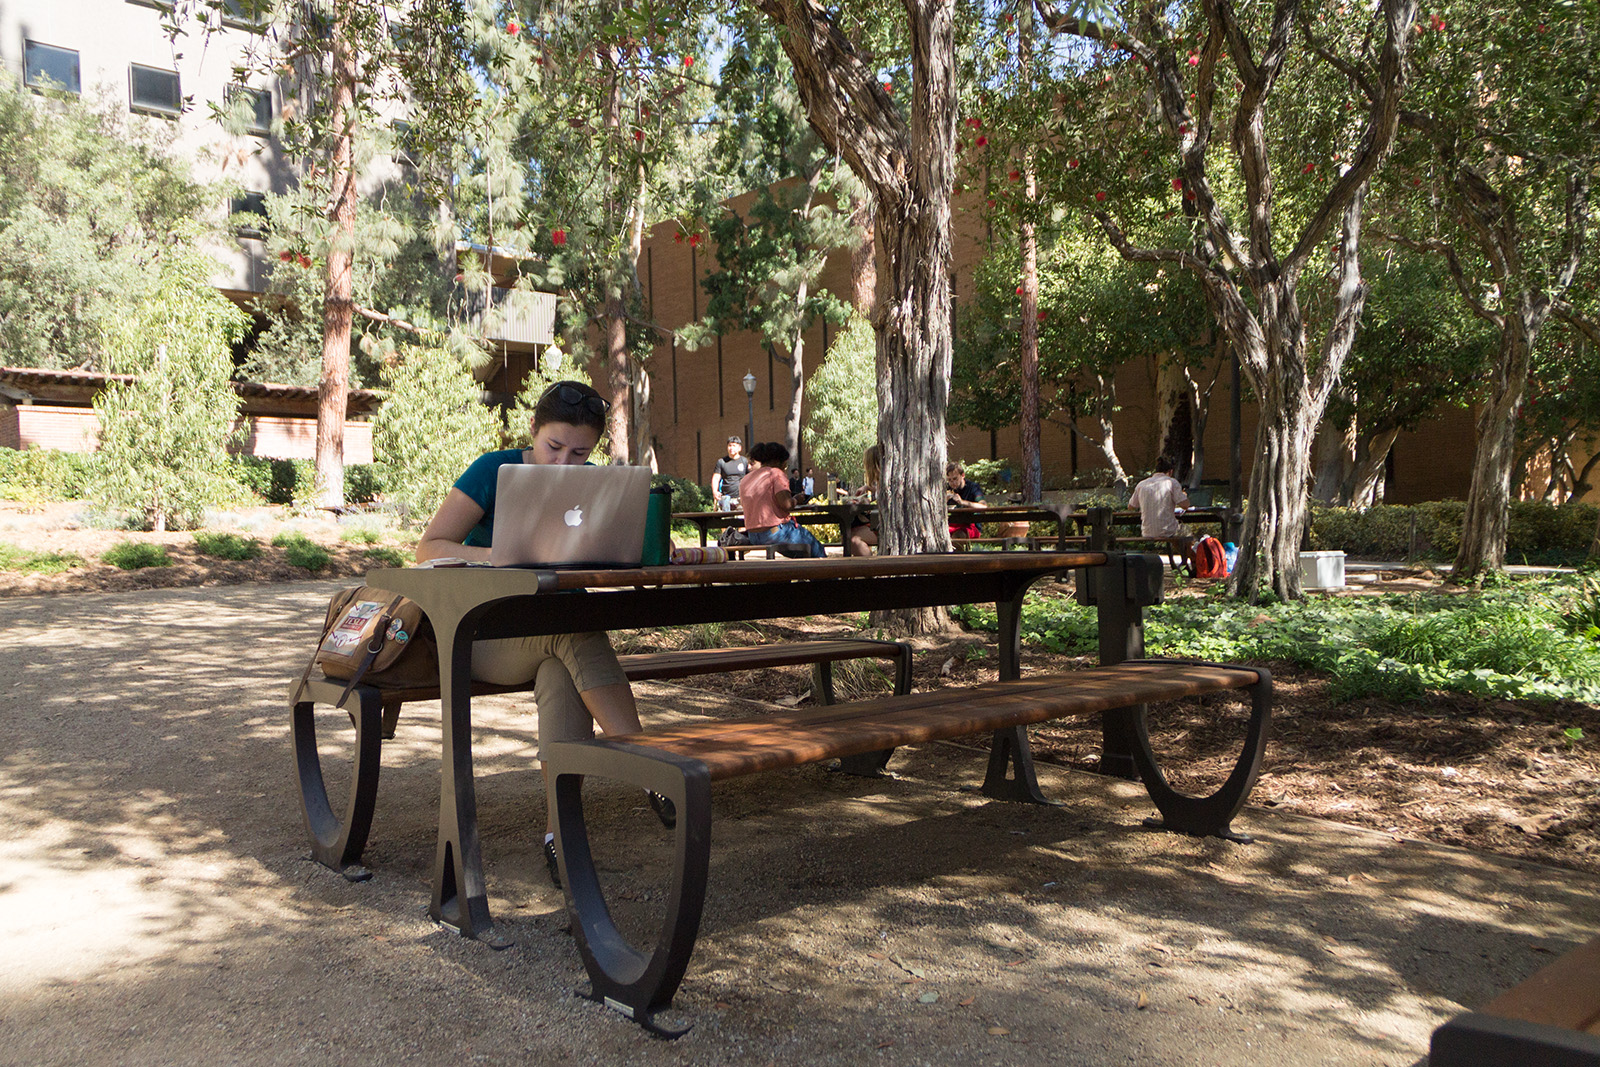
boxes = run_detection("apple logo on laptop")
[563,505,584,528]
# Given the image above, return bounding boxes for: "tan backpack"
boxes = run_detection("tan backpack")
[293,586,437,708]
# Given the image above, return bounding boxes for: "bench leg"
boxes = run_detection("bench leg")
[1120,661,1272,841]
[981,724,1058,805]
[828,643,914,778]
[380,698,403,740]
[291,685,384,880]
[548,740,713,1039]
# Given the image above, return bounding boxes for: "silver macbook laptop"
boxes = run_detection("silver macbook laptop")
[489,464,653,568]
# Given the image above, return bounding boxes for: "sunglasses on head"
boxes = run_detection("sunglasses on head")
[541,382,611,417]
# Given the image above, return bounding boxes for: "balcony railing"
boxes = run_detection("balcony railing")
[457,287,556,346]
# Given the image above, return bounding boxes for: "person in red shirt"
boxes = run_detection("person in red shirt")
[740,442,827,557]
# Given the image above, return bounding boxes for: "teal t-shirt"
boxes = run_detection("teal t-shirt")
[453,448,525,547]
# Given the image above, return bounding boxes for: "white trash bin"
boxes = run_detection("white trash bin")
[1298,550,1346,589]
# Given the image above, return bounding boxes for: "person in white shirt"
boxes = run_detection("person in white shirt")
[1129,456,1193,572]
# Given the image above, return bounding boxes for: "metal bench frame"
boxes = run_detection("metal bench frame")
[291,639,913,881]
[546,657,1271,1036]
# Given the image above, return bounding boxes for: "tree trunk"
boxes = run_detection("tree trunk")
[1455,312,1538,579]
[1016,18,1041,502]
[1311,403,1354,504]
[314,0,357,509]
[849,195,876,317]
[755,0,958,634]
[1345,424,1400,509]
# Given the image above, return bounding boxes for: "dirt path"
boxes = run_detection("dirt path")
[4,579,1599,1066]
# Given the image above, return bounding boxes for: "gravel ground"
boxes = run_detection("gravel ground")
[4,579,1600,1066]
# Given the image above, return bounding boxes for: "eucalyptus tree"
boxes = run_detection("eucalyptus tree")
[1356,0,1600,579]
[1034,0,1419,600]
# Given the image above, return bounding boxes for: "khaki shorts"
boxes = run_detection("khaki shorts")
[471,631,629,757]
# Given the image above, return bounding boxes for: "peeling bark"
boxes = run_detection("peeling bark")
[315,2,357,509]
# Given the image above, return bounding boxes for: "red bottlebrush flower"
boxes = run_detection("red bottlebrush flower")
[1188,53,1199,65]
[1183,189,1196,201]
[674,231,684,243]
[1178,124,1189,134]
[1015,286,1025,295]
[1068,158,1079,169]
[976,135,988,147]
[506,20,519,35]
[633,129,644,142]
[966,117,982,129]
[1095,191,1106,202]
[278,251,292,262]
[1172,177,1184,190]
[1412,177,1423,186]
[551,229,567,246]
[1302,162,1315,174]
[683,55,694,67]
[987,199,996,208]
[297,254,311,268]
[688,233,701,247]
[882,82,892,94]
[453,273,463,282]
[1037,311,1048,322]
[1008,170,1021,181]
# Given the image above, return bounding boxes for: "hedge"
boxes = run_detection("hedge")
[1309,502,1599,565]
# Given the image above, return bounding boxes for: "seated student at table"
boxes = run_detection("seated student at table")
[847,444,882,557]
[1129,456,1193,572]
[741,441,827,558]
[946,460,986,540]
[414,379,669,883]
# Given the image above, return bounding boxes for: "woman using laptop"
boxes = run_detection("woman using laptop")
[415,379,670,884]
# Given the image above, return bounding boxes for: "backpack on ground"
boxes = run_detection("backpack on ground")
[1192,536,1227,579]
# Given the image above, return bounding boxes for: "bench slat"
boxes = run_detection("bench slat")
[593,661,1260,781]
[310,639,907,704]
[1483,936,1600,1035]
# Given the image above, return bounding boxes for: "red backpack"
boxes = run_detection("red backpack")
[1193,536,1227,579]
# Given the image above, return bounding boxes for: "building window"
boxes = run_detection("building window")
[220,0,268,30]
[231,192,269,239]
[229,86,273,136]
[24,41,81,95]
[130,64,182,117]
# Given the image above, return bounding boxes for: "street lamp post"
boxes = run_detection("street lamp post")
[742,371,756,448]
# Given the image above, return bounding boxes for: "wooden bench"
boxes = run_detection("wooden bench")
[1431,935,1600,1066]
[291,638,913,879]
[544,656,1272,1036]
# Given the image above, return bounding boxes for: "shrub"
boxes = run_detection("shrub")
[654,474,712,515]
[362,546,408,568]
[0,448,95,503]
[0,541,86,574]
[192,531,261,561]
[344,463,383,505]
[272,531,329,573]
[1308,501,1598,564]
[371,345,501,525]
[102,542,172,570]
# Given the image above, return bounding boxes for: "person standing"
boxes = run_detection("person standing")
[1129,456,1193,572]
[711,436,749,512]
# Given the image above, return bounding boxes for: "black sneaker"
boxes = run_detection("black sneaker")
[544,837,561,889]
[646,789,676,830]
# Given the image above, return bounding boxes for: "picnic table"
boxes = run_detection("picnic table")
[359,551,1267,960]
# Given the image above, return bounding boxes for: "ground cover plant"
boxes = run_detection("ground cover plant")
[102,542,173,570]
[192,532,262,561]
[272,532,330,573]
[0,541,86,575]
